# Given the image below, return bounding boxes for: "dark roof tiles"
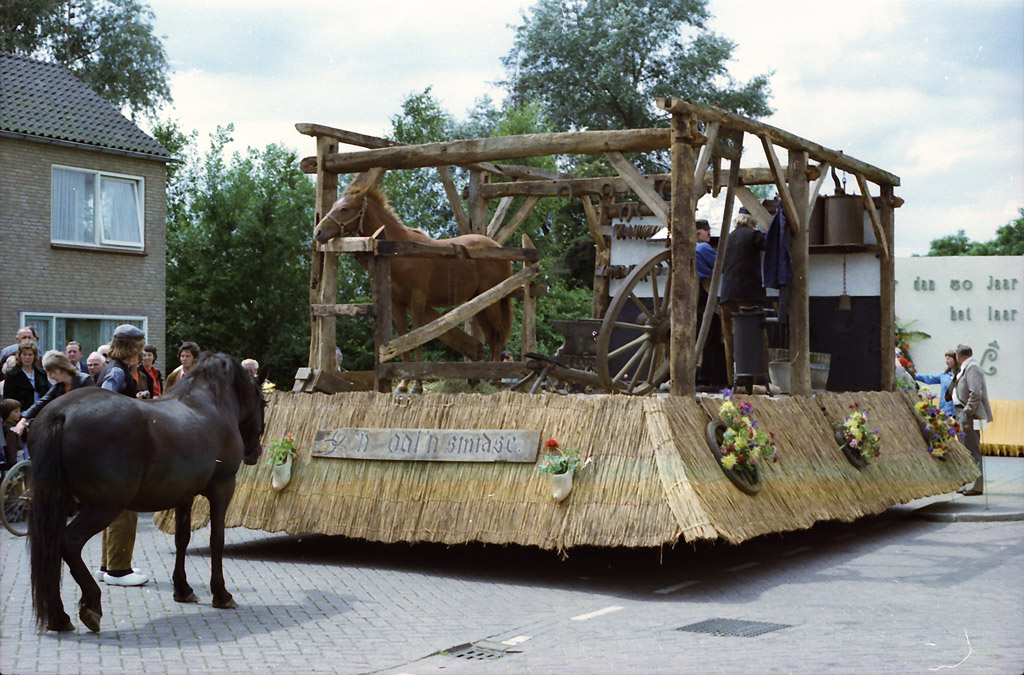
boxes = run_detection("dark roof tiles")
[0,51,171,160]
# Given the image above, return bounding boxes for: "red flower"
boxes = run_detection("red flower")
[545,439,559,449]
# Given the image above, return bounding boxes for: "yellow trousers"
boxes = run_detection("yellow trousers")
[100,510,138,571]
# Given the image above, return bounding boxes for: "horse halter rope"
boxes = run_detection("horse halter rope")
[323,195,368,234]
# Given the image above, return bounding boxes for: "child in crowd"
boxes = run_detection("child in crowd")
[1,398,23,470]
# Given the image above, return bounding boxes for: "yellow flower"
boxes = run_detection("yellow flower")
[720,453,738,469]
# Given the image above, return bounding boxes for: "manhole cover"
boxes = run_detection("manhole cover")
[677,618,791,637]
[447,643,508,661]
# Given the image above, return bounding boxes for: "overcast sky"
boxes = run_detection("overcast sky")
[147,0,1023,256]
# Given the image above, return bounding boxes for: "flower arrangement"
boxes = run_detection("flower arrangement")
[837,402,881,464]
[914,393,964,458]
[267,433,296,466]
[716,389,778,471]
[537,438,581,475]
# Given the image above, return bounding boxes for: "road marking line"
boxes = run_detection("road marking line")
[571,606,624,621]
[781,545,813,556]
[654,579,699,595]
[724,562,759,572]
[501,635,531,646]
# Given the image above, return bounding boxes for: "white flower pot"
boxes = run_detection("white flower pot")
[272,457,292,491]
[551,469,574,501]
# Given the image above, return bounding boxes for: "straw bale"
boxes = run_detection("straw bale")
[155,389,977,550]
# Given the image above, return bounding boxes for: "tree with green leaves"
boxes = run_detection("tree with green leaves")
[154,123,316,385]
[502,0,772,133]
[1,0,171,119]
[926,210,1024,256]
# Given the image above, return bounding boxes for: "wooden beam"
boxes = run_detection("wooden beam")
[807,161,831,224]
[379,361,531,381]
[318,237,377,254]
[379,264,541,362]
[310,135,339,371]
[657,97,901,186]
[375,240,539,262]
[734,186,773,229]
[692,122,720,196]
[856,174,890,261]
[419,306,483,360]
[695,139,742,368]
[437,165,470,235]
[606,151,670,225]
[879,183,896,391]
[521,234,538,356]
[580,195,608,253]
[760,134,803,234]
[296,122,554,178]
[787,150,811,396]
[310,303,374,318]
[493,195,540,245]
[478,167,793,200]
[669,113,697,396]
[318,128,671,173]
[486,196,515,238]
[371,231,392,393]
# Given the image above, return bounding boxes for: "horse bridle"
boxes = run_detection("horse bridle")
[323,196,368,234]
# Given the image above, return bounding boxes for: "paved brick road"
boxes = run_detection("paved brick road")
[3,457,1022,674]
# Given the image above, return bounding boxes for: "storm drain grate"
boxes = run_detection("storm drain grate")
[446,643,509,661]
[677,618,791,638]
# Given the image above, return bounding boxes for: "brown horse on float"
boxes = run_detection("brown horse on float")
[313,179,513,393]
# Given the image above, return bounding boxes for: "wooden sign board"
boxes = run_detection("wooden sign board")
[312,428,541,463]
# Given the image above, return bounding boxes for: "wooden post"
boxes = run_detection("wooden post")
[694,131,742,365]
[788,150,811,396]
[371,238,393,393]
[593,194,612,319]
[467,170,489,235]
[669,113,698,397]
[521,234,538,356]
[879,183,896,391]
[309,135,339,371]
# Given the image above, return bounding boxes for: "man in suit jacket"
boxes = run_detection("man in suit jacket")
[949,344,994,495]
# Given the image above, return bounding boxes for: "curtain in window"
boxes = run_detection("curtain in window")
[101,178,141,244]
[23,316,53,352]
[51,169,95,243]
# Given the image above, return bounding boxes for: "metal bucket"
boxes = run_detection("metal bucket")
[824,195,864,245]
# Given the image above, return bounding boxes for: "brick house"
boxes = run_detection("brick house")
[0,51,173,371]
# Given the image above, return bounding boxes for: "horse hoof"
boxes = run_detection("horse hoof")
[213,597,238,610]
[47,618,75,632]
[79,607,101,633]
[174,591,199,604]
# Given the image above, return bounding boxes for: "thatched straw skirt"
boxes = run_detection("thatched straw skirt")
[155,390,976,551]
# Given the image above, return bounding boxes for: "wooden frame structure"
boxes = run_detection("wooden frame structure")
[299,97,900,396]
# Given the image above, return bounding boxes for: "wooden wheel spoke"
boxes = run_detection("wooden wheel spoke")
[613,342,649,384]
[608,333,650,360]
[658,270,673,314]
[628,293,655,322]
[613,320,653,332]
[649,268,662,313]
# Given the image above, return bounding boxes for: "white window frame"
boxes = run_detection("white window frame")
[20,312,149,353]
[50,164,146,250]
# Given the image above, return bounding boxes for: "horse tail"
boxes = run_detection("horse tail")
[481,261,514,360]
[29,413,69,630]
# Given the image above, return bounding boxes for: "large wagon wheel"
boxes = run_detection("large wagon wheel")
[596,249,672,395]
[1,459,31,536]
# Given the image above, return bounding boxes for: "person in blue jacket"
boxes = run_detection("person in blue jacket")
[915,349,957,416]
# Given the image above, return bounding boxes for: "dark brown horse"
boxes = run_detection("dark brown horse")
[28,353,265,632]
[313,180,513,392]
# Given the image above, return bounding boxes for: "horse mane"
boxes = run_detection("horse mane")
[170,353,253,406]
[345,184,433,238]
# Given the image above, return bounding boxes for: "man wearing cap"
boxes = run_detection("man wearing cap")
[948,344,994,496]
[695,220,726,386]
[695,219,716,284]
[718,207,767,387]
[94,324,152,587]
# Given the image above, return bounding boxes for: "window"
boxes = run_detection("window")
[21,313,147,355]
[51,166,144,249]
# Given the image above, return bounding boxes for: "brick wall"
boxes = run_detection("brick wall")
[0,138,168,372]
